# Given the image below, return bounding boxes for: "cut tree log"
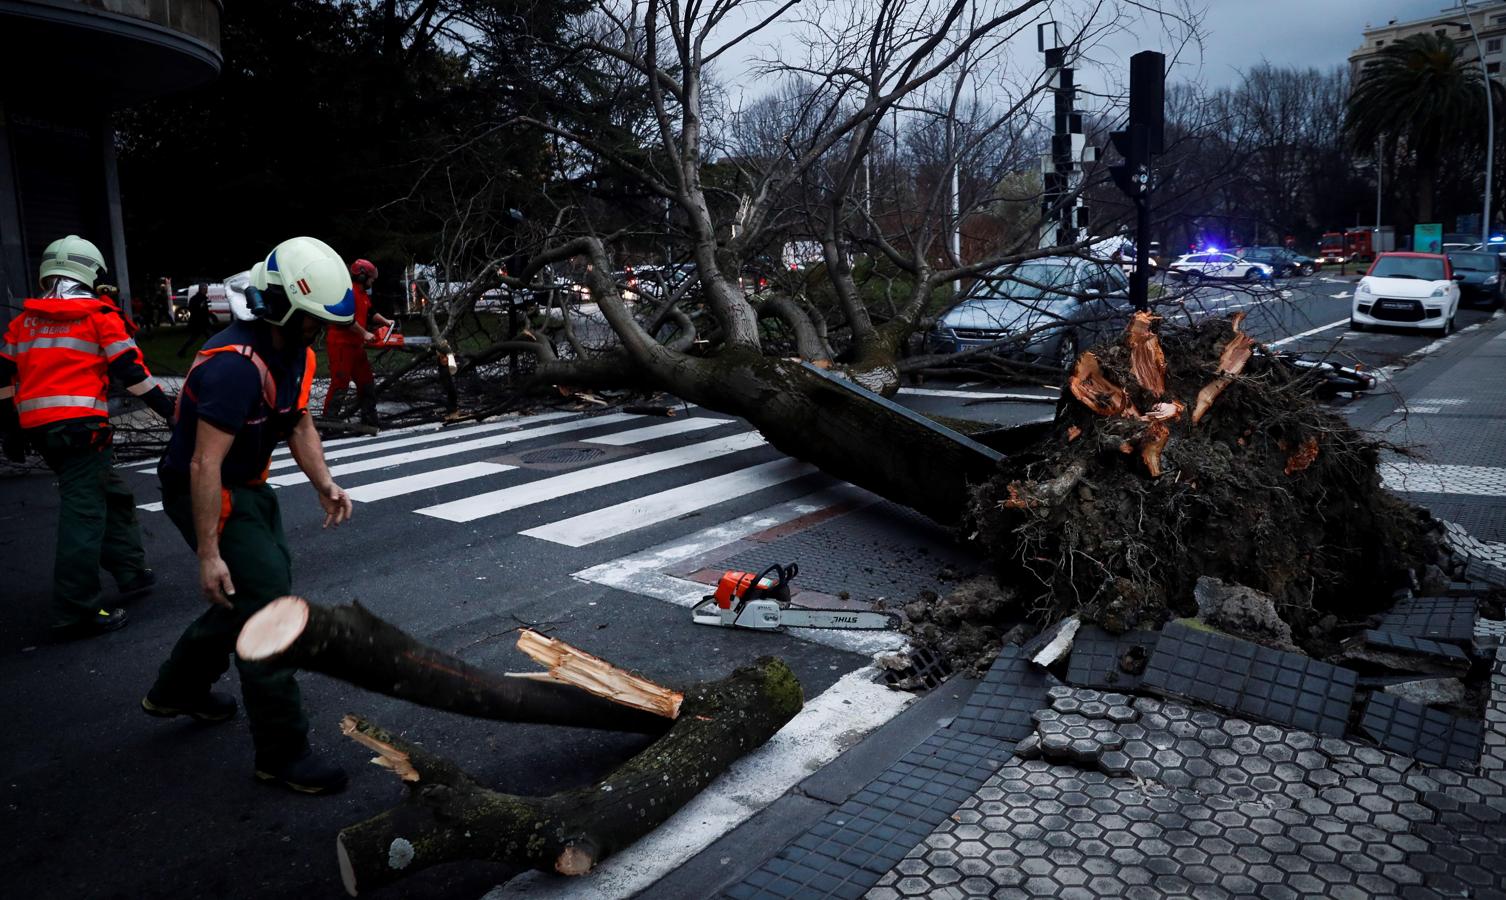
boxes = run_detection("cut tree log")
[236,597,671,734]
[334,655,802,894]
[237,597,803,895]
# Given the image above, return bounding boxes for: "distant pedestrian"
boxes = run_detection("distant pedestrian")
[0,235,174,637]
[176,283,214,357]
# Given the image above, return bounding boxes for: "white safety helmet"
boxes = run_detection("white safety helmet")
[39,234,106,288]
[247,236,355,326]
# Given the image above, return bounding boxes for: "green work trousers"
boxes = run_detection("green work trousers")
[34,422,149,627]
[154,482,309,765]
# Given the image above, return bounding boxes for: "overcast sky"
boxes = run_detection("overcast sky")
[1185,0,1455,85]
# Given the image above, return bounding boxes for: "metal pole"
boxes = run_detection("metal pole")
[1375,135,1383,230]
[1463,0,1493,242]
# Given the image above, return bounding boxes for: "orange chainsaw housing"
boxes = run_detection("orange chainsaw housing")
[713,571,774,609]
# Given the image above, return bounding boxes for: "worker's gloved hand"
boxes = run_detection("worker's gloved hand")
[3,429,26,463]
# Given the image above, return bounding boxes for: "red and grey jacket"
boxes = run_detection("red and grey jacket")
[0,297,173,430]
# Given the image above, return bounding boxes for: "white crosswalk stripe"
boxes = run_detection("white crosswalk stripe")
[583,417,726,445]
[267,411,584,471]
[130,412,845,552]
[265,413,639,485]
[344,461,516,502]
[415,432,768,523]
[520,457,817,546]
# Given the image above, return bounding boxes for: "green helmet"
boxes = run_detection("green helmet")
[39,234,106,287]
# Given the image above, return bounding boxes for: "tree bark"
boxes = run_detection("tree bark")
[236,597,672,735]
[334,655,803,895]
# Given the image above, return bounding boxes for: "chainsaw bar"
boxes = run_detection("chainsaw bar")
[773,608,901,630]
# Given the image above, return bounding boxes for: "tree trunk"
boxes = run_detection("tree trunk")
[334,654,802,894]
[659,351,1001,526]
[236,597,672,735]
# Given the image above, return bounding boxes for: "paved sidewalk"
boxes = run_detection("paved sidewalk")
[647,314,1506,900]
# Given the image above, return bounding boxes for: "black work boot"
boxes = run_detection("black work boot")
[356,385,379,429]
[322,388,349,420]
[141,687,238,723]
[254,751,348,795]
[118,569,156,603]
[51,607,129,640]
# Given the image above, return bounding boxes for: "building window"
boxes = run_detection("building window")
[1495,14,1506,25]
[1436,29,1448,37]
[1491,38,1504,52]
[1490,61,1502,74]
[1376,40,1385,47]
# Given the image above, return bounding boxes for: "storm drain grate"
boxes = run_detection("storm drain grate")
[520,446,608,465]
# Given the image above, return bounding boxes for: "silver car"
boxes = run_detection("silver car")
[926,257,1132,368]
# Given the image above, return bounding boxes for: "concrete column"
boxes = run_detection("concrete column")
[0,100,28,325]
[101,120,132,314]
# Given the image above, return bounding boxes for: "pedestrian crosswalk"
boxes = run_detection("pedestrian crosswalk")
[125,407,833,548]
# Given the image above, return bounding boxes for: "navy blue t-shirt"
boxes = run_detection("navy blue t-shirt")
[159,321,311,488]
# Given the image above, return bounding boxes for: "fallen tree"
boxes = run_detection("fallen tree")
[237,597,803,895]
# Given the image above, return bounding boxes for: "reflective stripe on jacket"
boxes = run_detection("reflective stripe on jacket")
[0,297,144,429]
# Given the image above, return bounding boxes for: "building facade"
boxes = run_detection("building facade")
[0,1,222,323]
[1350,1,1506,86]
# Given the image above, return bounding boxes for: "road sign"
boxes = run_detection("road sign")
[1414,223,1443,254]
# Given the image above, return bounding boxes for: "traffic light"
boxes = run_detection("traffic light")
[1108,124,1150,198]
[1106,51,1164,203]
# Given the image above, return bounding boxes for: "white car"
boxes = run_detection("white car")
[172,272,247,323]
[1167,252,1272,281]
[1350,252,1460,334]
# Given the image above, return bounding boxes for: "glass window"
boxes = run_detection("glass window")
[1447,252,1496,271]
[1490,61,1502,74]
[1369,256,1447,280]
[1489,38,1503,52]
[1376,40,1385,47]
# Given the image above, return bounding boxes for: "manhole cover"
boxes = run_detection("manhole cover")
[519,446,608,465]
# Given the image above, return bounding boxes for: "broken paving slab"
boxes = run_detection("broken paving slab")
[1344,629,1474,676]
[1376,596,1478,645]
[952,647,1057,743]
[1357,691,1483,769]
[1065,625,1157,691]
[1141,622,1356,736]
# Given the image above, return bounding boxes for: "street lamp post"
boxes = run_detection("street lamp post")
[1459,0,1494,243]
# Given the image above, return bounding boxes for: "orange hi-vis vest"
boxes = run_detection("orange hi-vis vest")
[1,297,143,429]
[176,343,316,485]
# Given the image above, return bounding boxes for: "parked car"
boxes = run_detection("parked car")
[1236,246,1312,277]
[1350,252,1461,334]
[926,257,1132,369]
[1167,252,1273,281]
[1444,250,1504,309]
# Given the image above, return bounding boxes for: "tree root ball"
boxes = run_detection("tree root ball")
[965,316,1439,651]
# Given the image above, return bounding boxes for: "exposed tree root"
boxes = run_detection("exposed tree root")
[964,314,1439,651]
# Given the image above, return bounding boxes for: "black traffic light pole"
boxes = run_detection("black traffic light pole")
[1108,51,1165,312]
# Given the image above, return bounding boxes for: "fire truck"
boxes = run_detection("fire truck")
[1318,227,1395,266]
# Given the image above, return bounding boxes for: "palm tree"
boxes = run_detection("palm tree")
[1346,32,1501,225]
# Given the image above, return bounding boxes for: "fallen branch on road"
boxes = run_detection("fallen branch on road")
[236,597,803,895]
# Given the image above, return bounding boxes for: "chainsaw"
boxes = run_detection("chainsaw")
[691,563,901,631]
[369,323,433,349]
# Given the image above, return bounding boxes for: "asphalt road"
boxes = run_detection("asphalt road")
[0,274,1496,900]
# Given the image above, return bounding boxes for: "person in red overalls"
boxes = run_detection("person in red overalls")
[0,235,175,637]
[321,258,392,428]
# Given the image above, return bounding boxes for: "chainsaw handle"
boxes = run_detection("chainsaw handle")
[752,562,798,592]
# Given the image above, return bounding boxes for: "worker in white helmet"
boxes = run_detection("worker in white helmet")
[142,236,356,795]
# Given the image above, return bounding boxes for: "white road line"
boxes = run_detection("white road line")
[1381,462,1506,497]
[122,419,444,470]
[1374,308,1504,379]
[266,413,640,486]
[344,461,516,503]
[899,387,1058,401]
[583,416,728,446]
[521,458,819,546]
[416,432,770,523]
[1268,318,1349,348]
[570,484,898,655]
[265,411,582,471]
[488,665,912,900]
[1329,291,1353,299]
